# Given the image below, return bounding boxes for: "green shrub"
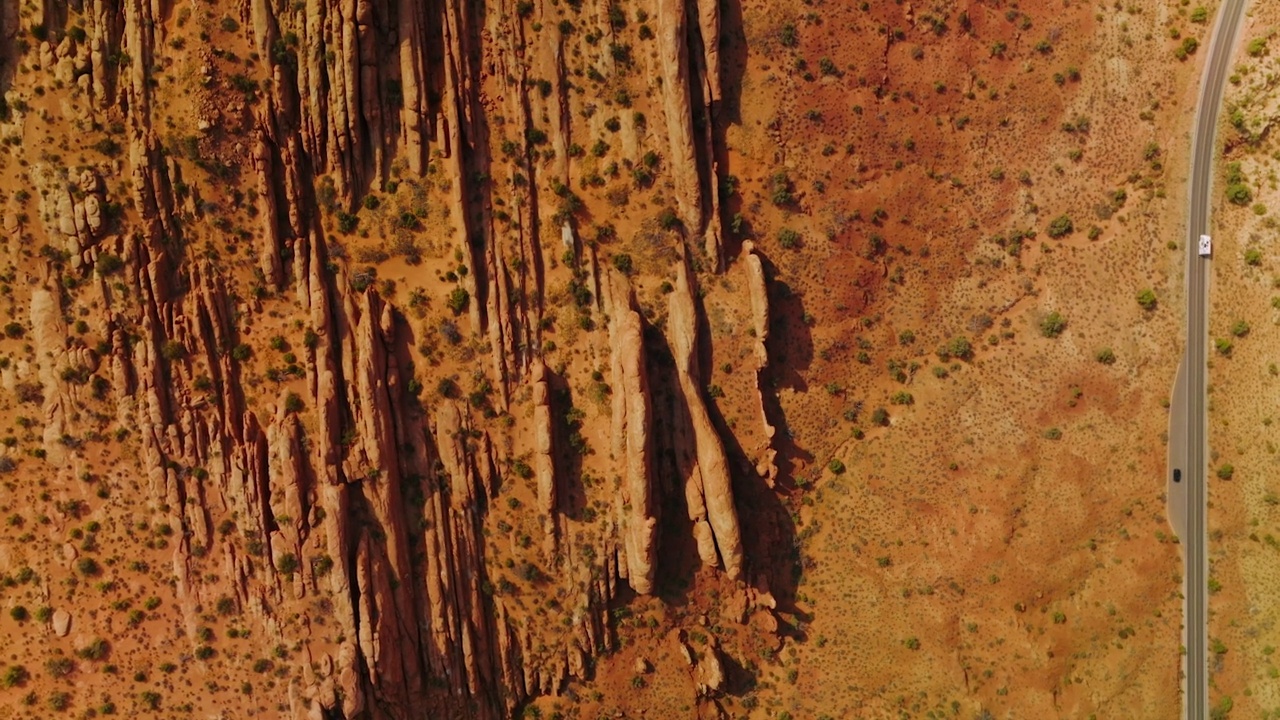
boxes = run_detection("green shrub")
[777,228,801,249]
[2,664,29,687]
[1040,311,1066,338]
[1230,319,1250,337]
[1045,215,1074,238]
[45,657,75,678]
[768,172,794,206]
[827,459,845,475]
[779,23,798,47]
[76,638,109,661]
[160,340,185,360]
[1244,248,1262,266]
[96,254,124,275]
[1095,348,1116,364]
[1227,184,1252,205]
[938,336,972,360]
[1136,288,1157,310]
[336,211,358,233]
[1217,464,1234,480]
[276,553,299,574]
[48,691,72,711]
[446,287,469,315]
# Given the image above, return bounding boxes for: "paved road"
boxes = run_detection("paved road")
[1170,1,1249,717]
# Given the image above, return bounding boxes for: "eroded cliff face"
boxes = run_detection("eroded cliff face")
[0,0,778,716]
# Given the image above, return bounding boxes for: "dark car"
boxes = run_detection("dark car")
[1174,469,1182,483]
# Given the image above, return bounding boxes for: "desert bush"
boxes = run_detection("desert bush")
[1095,348,1116,364]
[937,336,972,360]
[1,664,29,687]
[779,23,798,47]
[447,288,469,315]
[768,172,794,206]
[1136,288,1157,310]
[45,657,75,678]
[76,638,109,661]
[276,553,299,575]
[1040,312,1066,338]
[1045,215,1073,238]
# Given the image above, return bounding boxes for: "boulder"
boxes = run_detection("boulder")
[52,609,71,636]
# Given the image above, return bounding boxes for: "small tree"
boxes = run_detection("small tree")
[1095,348,1116,364]
[611,253,633,275]
[1136,289,1157,310]
[1040,312,1067,338]
[1046,215,1074,238]
[769,172,794,206]
[942,336,972,360]
[1217,464,1234,480]
[1231,319,1250,337]
[446,288,469,316]
[276,553,299,575]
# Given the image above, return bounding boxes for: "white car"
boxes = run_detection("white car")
[1198,234,1212,257]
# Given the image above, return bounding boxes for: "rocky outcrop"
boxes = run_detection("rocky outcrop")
[668,257,743,580]
[0,0,783,716]
[743,242,779,486]
[607,272,658,595]
[676,629,726,698]
[744,241,769,366]
[531,359,557,554]
[52,609,71,637]
[656,0,704,241]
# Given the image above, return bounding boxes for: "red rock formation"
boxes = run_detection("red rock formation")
[606,272,658,595]
[668,256,743,579]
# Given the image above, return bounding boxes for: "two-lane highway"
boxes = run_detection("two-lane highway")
[1170,1,1249,718]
